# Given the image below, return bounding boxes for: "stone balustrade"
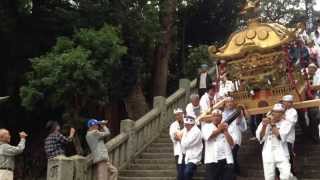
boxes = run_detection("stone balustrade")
[47,78,194,180]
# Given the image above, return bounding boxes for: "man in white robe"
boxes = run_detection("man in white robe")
[282,95,298,177]
[180,116,203,180]
[218,73,235,98]
[222,96,247,175]
[186,94,201,119]
[169,108,184,180]
[256,103,294,180]
[202,109,235,180]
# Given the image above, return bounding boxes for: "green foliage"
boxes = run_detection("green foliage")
[260,0,305,24]
[185,45,212,78]
[20,24,127,111]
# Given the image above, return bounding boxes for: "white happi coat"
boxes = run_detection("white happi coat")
[218,80,235,97]
[223,109,247,146]
[185,103,201,119]
[285,108,298,144]
[180,125,203,164]
[200,93,219,113]
[202,122,234,164]
[256,119,292,163]
[169,121,183,156]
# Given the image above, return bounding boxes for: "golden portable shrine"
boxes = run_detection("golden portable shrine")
[207,1,320,116]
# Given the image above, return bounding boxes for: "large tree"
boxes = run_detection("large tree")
[20,24,127,153]
[152,0,177,97]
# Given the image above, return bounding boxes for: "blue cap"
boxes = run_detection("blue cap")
[201,64,208,68]
[87,119,99,128]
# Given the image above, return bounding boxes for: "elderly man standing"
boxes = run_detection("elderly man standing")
[223,96,247,175]
[186,94,201,120]
[196,64,212,97]
[0,129,27,180]
[256,104,293,180]
[180,116,203,180]
[86,119,118,180]
[169,108,184,180]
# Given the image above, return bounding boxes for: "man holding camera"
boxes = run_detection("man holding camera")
[44,121,76,159]
[0,129,27,180]
[86,119,118,180]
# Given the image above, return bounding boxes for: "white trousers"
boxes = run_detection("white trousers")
[0,169,13,180]
[263,160,292,180]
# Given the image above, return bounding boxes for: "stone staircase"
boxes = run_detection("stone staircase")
[119,125,320,180]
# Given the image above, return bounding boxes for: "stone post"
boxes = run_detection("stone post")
[70,155,87,180]
[153,96,167,129]
[179,78,191,105]
[120,119,136,167]
[47,156,74,180]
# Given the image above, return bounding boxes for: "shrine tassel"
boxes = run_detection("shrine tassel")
[298,41,314,99]
[284,45,303,101]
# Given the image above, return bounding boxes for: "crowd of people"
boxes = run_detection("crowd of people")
[170,90,298,180]
[0,119,118,180]
[2,20,320,180]
[168,63,306,180]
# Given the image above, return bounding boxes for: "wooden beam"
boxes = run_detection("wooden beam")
[312,85,320,91]
[247,99,320,115]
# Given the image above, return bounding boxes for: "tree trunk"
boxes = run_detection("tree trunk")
[63,107,85,155]
[124,82,149,120]
[152,0,177,97]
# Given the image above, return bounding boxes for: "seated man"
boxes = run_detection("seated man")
[256,104,294,180]
[202,109,235,180]
[180,116,203,180]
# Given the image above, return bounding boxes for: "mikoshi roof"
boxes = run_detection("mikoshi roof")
[208,19,302,60]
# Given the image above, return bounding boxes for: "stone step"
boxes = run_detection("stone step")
[133,159,175,164]
[121,126,320,180]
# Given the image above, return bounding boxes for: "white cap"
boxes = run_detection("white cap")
[272,103,285,112]
[184,116,195,125]
[308,63,317,68]
[212,109,222,115]
[282,95,294,102]
[225,96,234,101]
[173,108,183,114]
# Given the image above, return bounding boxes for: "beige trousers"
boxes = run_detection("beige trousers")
[0,169,13,180]
[95,161,118,180]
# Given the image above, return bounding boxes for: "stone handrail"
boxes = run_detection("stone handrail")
[103,78,191,172]
[47,67,215,180]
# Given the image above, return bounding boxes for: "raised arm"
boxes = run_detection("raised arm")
[169,124,180,143]
[94,126,111,139]
[237,115,248,132]
[256,118,269,144]
[2,141,25,156]
[202,124,222,141]
[181,129,202,149]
